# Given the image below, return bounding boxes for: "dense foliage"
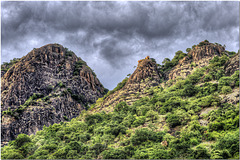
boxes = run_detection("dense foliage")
[1,49,239,159]
[160,50,187,72]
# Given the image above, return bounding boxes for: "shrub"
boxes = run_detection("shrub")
[130,128,164,145]
[76,133,91,142]
[133,149,149,159]
[149,148,172,159]
[121,114,136,128]
[208,122,225,132]
[166,113,181,128]
[186,48,191,52]
[221,86,232,94]
[89,143,106,156]
[105,123,127,137]
[101,148,127,159]
[182,83,197,96]
[187,68,205,84]
[146,110,159,122]
[67,141,87,154]
[85,113,103,126]
[164,96,185,112]
[66,150,79,159]
[203,74,213,82]
[132,116,146,127]
[11,134,31,148]
[136,105,151,116]
[218,77,234,91]
[215,130,239,156]
[114,102,129,113]
[3,151,24,159]
[211,149,231,159]
[51,148,68,159]
[192,146,211,159]
[41,144,58,153]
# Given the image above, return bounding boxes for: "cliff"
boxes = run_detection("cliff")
[1,44,105,144]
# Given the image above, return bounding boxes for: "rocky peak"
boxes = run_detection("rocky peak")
[126,57,161,85]
[94,57,162,113]
[188,42,225,62]
[167,42,226,80]
[1,44,105,144]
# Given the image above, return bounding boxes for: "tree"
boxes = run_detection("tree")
[162,58,170,65]
[186,48,191,52]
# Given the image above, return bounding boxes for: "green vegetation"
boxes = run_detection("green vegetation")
[102,77,129,100]
[159,50,187,72]
[186,48,191,52]
[64,47,74,58]
[73,58,97,77]
[1,45,239,159]
[73,59,87,76]
[198,40,210,46]
[58,81,66,88]
[1,58,20,72]
[2,93,45,117]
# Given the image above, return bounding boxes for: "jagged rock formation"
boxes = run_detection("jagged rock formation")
[224,53,239,76]
[94,58,163,112]
[221,53,239,105]
[167,42,225,80]
[1,44,105,144]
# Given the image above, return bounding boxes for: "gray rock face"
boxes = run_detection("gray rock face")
[1,44,105,144]
[224,53,239,76]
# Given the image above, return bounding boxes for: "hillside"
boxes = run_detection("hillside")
[1,41,239,159]
[1,44,106,145]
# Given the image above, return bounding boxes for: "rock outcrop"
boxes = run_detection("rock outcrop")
[224,52,239,76]
[167,42,225,80]
[94,58,163,112]
[1,44,105,144]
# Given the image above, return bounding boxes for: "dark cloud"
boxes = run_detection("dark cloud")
[1,1,239,89]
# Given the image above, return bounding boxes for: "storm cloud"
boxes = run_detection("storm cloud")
[1,1,239,89]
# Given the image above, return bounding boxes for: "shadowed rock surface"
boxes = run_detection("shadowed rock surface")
[1,44,105,144]
[224,52,239,76]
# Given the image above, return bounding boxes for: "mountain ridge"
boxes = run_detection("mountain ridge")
[1,41,239,159]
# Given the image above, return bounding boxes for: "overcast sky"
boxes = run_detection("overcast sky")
[1,1,239,90]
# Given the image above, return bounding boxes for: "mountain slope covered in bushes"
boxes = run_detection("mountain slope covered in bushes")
[1,41,239,159]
